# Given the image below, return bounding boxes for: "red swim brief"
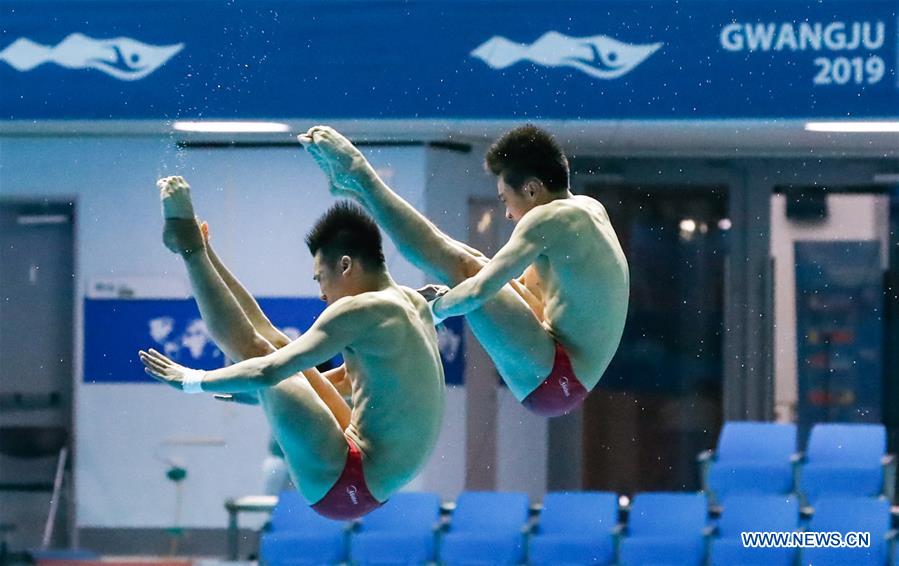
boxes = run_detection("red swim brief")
[311,436,383,520]
[522,342,589,417]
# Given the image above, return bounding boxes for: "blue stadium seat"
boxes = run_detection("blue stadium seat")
[529,491,619,565]
[800,496,890,566]
[618,492,708,566]
[260,491,348,565]
[439,491,530,565]
[709,495,799,566]
[799,423,891,503]
[349,491,442,565]
[700,421,797,502]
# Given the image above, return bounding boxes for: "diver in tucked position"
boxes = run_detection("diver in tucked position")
[140,177,445,519]
[300,125,629,417]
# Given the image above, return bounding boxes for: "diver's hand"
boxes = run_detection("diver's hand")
[416,284,450,303]
[139,349,205,394]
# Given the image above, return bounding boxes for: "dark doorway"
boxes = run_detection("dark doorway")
[580,184,727,493]
[0,200,75,549]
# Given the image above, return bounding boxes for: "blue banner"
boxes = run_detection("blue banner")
[2,0,897,120]
[84,297,328,382]
[795,242,884,431]
[84,297,464,385]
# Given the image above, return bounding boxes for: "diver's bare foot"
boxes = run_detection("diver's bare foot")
[157,177,203,256]
[157,176,196,219]
[298,126,371,199]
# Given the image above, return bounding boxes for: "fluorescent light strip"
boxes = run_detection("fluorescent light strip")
[805,121,899,133]
[173,121,291,133]
[17,214,69,225]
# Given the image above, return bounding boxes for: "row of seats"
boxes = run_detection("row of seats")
[700,422,896,504]
[260,490,895,565]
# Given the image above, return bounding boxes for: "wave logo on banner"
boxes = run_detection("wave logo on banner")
[472,31,662,80]
[0,33,183,80]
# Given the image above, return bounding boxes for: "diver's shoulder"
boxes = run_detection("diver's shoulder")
[351,286,424,313]
[538,195,605,224]
[396,285,427,307]
[570,194,608,213]
[330,292,394,316]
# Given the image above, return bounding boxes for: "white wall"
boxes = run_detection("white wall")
[497,389,548,499]
[770,194,889,423]
[419,145,486,498]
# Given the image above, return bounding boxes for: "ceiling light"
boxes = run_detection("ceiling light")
[804,121,899,133]
[172,121,291,133]
[17,214,69,225]
[679,219,696,233]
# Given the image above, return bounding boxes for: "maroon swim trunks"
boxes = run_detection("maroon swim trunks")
[311,436,383,520]
[522,342,589,417]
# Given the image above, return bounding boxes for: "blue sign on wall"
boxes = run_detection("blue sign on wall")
[795,241,884,434]
[2,1,897,121]
[84,297,465,385]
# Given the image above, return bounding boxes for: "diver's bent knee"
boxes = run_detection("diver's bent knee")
[231,334,277,362]
[458,254,487,279]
